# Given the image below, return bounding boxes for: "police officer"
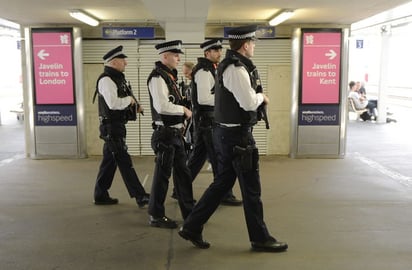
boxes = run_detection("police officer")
[178,26,288,252]
[188,38,242,206]
[147,40,194,229]
[93,45,150,208]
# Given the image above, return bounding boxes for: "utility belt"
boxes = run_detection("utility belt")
[152,123,184,137]
[216,123,253,133]
[99,118,127,142]
[99,134,125,143]
[99,116,110,124]
[214,123,256,172]
[99,116,127,125]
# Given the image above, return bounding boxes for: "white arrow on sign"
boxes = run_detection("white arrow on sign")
[325,49,337,60]
[37,49,50,60]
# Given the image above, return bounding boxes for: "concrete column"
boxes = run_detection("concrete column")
[377,25,391,123]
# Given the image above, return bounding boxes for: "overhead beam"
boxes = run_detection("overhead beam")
[141,0,210,42]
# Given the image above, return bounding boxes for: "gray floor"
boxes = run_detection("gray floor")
[1,108,411,270]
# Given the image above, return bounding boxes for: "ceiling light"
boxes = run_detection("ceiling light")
[69,10,99,26]
[269,10,294,26]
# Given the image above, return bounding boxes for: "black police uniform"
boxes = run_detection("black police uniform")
[188,46,241,205]
[188,57,216,177]
[179,26,288,252]
[147,41,194,228]
[93,46,149,207]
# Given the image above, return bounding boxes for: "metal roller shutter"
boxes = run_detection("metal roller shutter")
[135,41,158,155]
[83,40,141,155]
[245,39,291,154]
[83,38,291,156]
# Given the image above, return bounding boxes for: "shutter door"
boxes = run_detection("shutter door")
[245,39,291,154]
[82,40,141,155]
[83,39,291,156]
[136,41,158,155]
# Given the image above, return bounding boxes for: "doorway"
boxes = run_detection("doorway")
[0,30,25,160]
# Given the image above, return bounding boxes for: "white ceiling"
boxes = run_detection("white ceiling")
[1,0,411,29]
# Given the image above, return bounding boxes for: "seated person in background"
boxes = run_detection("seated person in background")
[356,81,367,96]
[357,81,378,118]
[351,81,397,123]
[348,81,378,121]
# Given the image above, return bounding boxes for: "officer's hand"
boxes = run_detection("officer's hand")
[137,104,144,114]
[130,97,136,106]
[183,106,192,119]
[262,93,270,105]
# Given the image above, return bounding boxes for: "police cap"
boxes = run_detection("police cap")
[103,45,127,62]
[227,25,258,40]
[155,40,184,54]
[200,39,223,51]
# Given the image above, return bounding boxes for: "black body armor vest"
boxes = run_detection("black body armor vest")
[147,61,185,126]
[93,66,132,124]
[214,50,258,126]
[191,57,215,116]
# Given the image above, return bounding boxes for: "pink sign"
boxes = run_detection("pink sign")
[32,31,74,104]
[301,32,341,104]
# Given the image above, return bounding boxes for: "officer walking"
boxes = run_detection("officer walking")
[147,40,194,229]
[178,26,288,252]
[188,38,242,206]
[93,45,150,208]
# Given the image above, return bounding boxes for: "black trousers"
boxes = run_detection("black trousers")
[187,125,235,198]
[94,138,147,200]
[183,125,272,242]
[149,127,194,219]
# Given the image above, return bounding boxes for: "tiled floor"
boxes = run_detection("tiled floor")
[1,107,411,270]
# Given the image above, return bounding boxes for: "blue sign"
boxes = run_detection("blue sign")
[103,27,155,39]
[356,39,363,49]
[298,105,340,125]
[224,26,275,39]
[35,105,77,126]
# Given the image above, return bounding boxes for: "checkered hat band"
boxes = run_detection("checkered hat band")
[228,32,256,39]
[158,44,182,53]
